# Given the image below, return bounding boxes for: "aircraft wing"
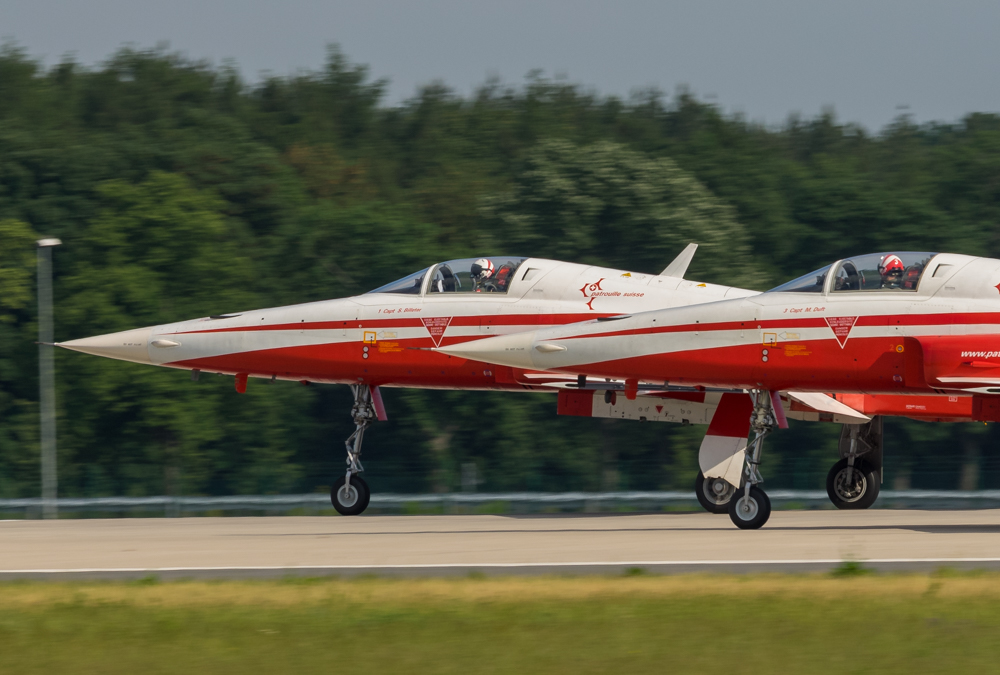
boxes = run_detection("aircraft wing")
[523,374,869,419]
[510,371,735,394]
[784,391,870,424]
[660,243,698,278]
[934,377,1000,385]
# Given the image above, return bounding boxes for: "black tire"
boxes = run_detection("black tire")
[728,485,772,530]
[695,471,736,514]
[354,474,371,512]
[331,474,370,516]
[826,458,880,510]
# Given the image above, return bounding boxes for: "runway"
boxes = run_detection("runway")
[3,510,1000,579]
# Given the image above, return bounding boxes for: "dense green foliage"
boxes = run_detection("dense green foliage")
[1,44,999,498]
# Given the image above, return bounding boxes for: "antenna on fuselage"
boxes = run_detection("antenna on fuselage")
[660,243,698,278]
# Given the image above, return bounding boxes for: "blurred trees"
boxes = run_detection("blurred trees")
[1,44,999,497]
[0,218,38,322]
[480,139,763,288]
[0,218,40,497]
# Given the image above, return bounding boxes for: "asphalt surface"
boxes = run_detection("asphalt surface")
[3,510,1000,579]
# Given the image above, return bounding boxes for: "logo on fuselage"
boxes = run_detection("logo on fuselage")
[580,278,610,311]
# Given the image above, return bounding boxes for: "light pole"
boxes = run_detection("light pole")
[37,238,61,519]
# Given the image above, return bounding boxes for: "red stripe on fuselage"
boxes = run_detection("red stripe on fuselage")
[168,339,512,389]
[163,313,611,389]
[169,313,609,335]
[557,312,1000,341]
[560,318,826,341]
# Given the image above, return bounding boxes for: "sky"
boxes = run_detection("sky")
[2,0,999,131]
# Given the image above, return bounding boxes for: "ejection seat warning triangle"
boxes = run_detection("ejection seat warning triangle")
[825,316,858,348]
[421,317,453,347]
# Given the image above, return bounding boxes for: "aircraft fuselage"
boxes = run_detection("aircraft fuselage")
[60,256,756,391]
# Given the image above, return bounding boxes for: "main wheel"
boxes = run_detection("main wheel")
[826,458,880,510]
[695,471,736,514]
[728,485,772,530]
[332,474,370,516]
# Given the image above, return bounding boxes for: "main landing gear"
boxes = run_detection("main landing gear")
[826,417,882,510]
[728,390,777,530]
[695,471,736,514]
[331,384,376,516]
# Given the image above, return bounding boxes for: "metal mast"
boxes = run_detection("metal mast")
[37,238,61,519]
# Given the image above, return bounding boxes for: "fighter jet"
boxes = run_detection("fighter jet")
[437,251,1000,529]
[59,245,787,514]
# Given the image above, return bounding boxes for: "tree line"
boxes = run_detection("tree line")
[1,44,998,498]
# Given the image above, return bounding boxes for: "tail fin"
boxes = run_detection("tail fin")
[660,243,698,278]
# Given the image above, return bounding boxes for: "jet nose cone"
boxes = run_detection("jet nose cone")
[57,327,153,365]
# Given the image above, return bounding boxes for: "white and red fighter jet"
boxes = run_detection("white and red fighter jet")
[439,251,1000,528]
[61,246,795,514]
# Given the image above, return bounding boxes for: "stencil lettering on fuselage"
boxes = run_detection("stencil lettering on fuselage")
[421,317,454,347]
[825,316,859,348]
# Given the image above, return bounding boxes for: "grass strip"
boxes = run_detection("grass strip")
[1,571,998,674]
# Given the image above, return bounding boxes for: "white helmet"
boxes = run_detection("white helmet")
[471,258,494,280]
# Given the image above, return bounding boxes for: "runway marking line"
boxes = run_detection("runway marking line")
[5,558,1000,574]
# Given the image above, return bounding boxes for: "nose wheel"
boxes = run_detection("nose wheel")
[728,485,771,529]
[332,474,370,515]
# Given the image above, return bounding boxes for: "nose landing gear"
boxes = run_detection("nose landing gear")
[729,485,771,529]
[331,384,379,516]
[332,473,370,515]
[728,390,778,530]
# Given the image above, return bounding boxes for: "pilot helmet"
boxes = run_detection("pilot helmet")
[878,254,904,279]
[471,258,495,280]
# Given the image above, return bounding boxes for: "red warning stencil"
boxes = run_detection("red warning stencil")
[421,317,453,347]
[825,316,858,348]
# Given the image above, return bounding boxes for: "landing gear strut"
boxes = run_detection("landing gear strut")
[728,390,776,530]
[331,384,376,515]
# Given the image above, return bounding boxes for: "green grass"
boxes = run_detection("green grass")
[1,573,999,674]
[830,560,874,577]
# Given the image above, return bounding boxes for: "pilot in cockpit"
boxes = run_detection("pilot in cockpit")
[471,258,495,292]
[878,254,905,289]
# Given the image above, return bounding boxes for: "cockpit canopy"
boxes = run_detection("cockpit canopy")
[368,267,430,295]
[768,252,938,294]
[367,257,529,295]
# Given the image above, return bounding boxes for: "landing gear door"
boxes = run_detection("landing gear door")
[839,415,883,478]
[699,392,753,487]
